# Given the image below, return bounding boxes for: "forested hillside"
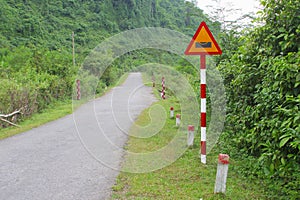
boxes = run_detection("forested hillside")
[0,0,213,51]
[0,0,215,125]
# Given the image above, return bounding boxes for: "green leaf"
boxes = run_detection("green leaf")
[295,74,300,87]
[281,157,286,165]
[279,137,290,148]
[269,163,274,174]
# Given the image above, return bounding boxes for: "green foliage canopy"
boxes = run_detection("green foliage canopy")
[218,0,300,198]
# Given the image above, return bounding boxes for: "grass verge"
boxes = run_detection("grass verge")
[111,89,267,200]
[0,73,129,140]
[0,100,73,140]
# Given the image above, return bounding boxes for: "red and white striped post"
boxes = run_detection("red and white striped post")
[176,114,181,126]
[161,77,165,99]
[161,91,165,99]
[76,79,81,100]
[184,21,222,164]
[200,55,206,164]
[170,107,174,118]
[160,90,165,99]
[214,154,230,194]
[187,125,195,147]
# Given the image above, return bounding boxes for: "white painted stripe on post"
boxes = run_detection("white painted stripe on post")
[201,127,206,141]
[201,154,206,164]
[201,98,206,113]
[200,69,206,84]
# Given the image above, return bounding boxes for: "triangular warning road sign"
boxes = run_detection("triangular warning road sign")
[185,21,222,55]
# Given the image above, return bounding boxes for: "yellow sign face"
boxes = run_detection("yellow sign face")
[185,21,222,55]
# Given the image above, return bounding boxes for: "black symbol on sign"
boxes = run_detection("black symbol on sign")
[196,42,212,48]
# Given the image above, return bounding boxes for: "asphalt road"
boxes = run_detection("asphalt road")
[0,73,156,200]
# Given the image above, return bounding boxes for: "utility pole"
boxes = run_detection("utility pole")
[72,31,75,66]
[72,31,80,100]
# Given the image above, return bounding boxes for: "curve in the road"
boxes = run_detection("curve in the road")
[0,73,156,200]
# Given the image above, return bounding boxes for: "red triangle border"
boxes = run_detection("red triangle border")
[185,21,222,55]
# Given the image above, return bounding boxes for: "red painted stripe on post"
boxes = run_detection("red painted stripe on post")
[218,154,230,164]
[201,84,206,98]
[201,113,206,127]
[200,55,206,69]
[188,125,195,131]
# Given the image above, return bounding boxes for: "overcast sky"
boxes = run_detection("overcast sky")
[195,0,263,27]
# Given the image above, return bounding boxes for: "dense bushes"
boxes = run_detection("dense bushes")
[0,47,75,127]
[218,0,300,197]
[219,52,299,197]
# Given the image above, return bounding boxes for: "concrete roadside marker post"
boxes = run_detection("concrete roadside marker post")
[214,154,230,194]
[170,107,174,118]
[187,125,195,147]
[176,114,181,126]
[185,21,222,164]
[76,79,81,100]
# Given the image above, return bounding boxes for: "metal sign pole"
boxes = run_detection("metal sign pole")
[200,55,207,164]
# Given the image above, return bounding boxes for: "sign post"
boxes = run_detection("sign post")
[185,21,222,164]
